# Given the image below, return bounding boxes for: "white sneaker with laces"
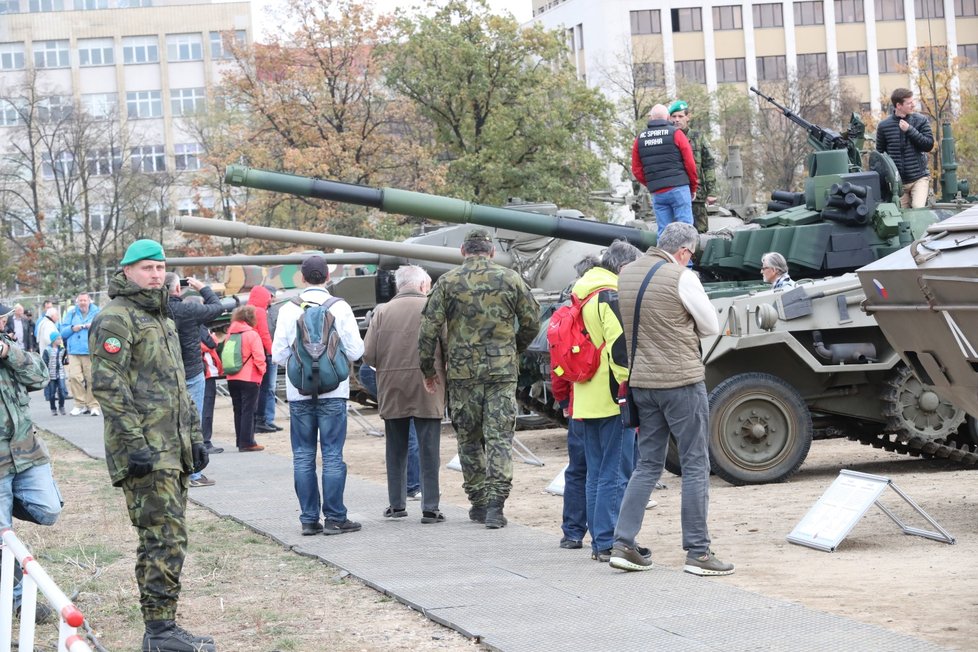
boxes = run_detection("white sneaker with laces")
[69,407,86,416]
[90,408,101,416]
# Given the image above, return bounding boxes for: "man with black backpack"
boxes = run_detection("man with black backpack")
[271,255,364,536]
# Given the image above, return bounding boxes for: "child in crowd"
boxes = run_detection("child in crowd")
[42,332,68,415]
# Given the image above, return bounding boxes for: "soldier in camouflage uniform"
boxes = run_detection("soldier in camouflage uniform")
[418,229,539,529]
[89,240,215,652]
[669,100,717,233]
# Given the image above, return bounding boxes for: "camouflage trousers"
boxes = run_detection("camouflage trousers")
[448,381,517,506]
[693,201,708,233]
[121,469,188,622]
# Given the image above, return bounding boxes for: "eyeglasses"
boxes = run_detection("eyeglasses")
[680,246,695,257]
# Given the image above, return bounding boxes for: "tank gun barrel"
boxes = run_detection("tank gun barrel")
[166,253,380,267]
[172,215,464,265]
[224,165,657,250]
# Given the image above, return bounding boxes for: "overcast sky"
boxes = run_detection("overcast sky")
[251,0,533,42]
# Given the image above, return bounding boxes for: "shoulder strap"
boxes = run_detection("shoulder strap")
[627,261,667,375]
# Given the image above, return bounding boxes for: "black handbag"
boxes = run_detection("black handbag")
[619,261,666,428]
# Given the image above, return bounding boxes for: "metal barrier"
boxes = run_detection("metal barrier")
[0,529,91,652]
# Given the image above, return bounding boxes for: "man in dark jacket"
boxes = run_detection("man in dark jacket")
[876,88,934,209]
[165,273,226,488]
[631,103,699,239]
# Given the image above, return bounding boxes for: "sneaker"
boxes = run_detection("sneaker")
[421,510,445,524]
[610,542,654,571]
[51,409,58,416]
[383,506,407,518]
[646,499,658,509]
[189,475,215,488]
[204,443,224,454]
[407,490,421,501]
[69,407,88,416]
[301,521,323,536]
[684,550,735,576]
[266,422,283,432]
[591,548,612,562]
[59,407,66,415]
[254,422,277,433]
[323,519,361,535]
[559,537,583,549]
[90,407,101,416]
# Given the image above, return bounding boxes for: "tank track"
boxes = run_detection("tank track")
[847,430,978,466]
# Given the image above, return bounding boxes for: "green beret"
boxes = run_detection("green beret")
[120,239,166,266]
[464,228,492,243]
[668,100,689,115]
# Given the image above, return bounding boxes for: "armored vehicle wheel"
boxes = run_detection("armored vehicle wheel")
[881,364,967,445]
[708,373,813,485]
[664,436,682,476]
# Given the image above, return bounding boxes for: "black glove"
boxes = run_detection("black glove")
[127,447,154,478]
[192,443,209,473]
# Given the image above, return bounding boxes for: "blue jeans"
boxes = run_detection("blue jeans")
[652,185,694,239]
[185,372,205,481]
[290,398,350,524]
[614,382,712,555]
[0,463,63,604]
[582,415,635,553]
[261,361,278,424]
[358,364,420,493]
[561,419,587,542]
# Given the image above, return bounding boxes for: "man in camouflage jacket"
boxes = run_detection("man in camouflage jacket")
[418,229,539,529]
[89,239,215,652]
[670,100,717,233]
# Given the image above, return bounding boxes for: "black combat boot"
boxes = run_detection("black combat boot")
[469,504,487,523]
[143,620,216,652]
[485,499,507,529]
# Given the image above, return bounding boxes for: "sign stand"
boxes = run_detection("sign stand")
[787,469,955,552]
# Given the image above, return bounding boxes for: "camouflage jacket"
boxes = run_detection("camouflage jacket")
[419,256,539,384]
[0,335,50,478]
[90,271,202,486]
[686,129,716,202]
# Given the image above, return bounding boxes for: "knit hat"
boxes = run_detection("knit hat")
[50,332,61,343]
[301,255,329,284]
[120,239,166,266]
[668,100,689,115]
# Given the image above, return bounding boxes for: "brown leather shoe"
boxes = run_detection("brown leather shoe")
[238,444,265,452]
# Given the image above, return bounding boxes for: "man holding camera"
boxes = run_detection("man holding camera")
[876,88,934,209]
[90,239,214,651]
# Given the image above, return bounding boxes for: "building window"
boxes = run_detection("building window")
[716,57,747,82]
[171,87,205,116]
[794,1,825,24]
[713,5,743,29]
[33,40,70,68]
[78,38,115,66]
[753,3,784,27]
[73,0,106,8]
[42,151,74,180]
[131,145,166,173]
[123,36,159,64]
[633,62,664,88]
[575,24,583,49]
[961,44,978,66]
[630,10,661,34]
[757,55,787,80]
[672,7,702,31]
[914,0,944,16]
[209,30,246,59]
[175,143,202,171]
[118,0,152,6]
[835,0,864,21]
[81,93,117,118]
[837,50,868,75]
[957,0,978,15]
[86,148,121,176]
[0,0,19,14]
[875,0,906,19]
[878,48,908,73]
[0,100,24,127]
[38,96,73,123]
[126,90,162,119]
[166,33,203,62]
[0,43,26,70]
[797,52,828,77]
[676,59,706,83]
[29,0,63,11]
[86,206,112,231]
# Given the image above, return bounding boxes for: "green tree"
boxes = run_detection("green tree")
[384,0,616,211]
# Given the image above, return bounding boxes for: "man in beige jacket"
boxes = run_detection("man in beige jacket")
[363,265,447,523]
[610,222,734,576]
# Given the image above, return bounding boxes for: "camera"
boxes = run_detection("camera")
[179,278,190,287]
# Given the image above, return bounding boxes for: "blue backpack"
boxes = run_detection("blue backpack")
[286,297,350,397]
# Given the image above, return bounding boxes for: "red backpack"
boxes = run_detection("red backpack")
[547,288,610,383]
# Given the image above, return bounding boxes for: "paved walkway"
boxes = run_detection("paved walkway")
[31,400,947,651]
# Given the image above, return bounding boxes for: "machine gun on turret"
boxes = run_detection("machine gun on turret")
[750,86,864,171]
